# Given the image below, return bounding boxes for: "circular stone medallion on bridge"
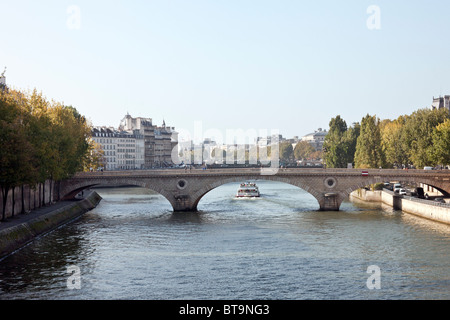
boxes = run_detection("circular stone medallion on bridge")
[177,179,188,190]
[324,177,337,189]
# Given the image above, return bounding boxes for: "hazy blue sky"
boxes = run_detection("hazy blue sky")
[1,0,449,140]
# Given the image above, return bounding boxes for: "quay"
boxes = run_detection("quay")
[0,191,102,260]
[350,188,450,225]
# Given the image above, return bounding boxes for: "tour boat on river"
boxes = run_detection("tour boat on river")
[236,182,260,198]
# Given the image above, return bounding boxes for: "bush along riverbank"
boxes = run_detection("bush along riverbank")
[350,188,450,226]
[0,190,101,259]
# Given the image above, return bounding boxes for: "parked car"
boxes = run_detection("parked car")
[385,183,393,191]
[424,166,434,170]
[399,188,407,195]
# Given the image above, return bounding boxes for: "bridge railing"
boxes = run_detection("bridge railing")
[74,167,450,177]
[75,168,354,177]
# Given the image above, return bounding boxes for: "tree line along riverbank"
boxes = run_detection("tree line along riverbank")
[322,109,450,170]
[1,85,102,221]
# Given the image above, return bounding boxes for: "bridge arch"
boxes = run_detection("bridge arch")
[190,176,326,211]
[58,178,178,209]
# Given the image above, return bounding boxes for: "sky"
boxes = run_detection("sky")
[1,0,449,142]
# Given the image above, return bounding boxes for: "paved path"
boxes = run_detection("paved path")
[0,199,81,232]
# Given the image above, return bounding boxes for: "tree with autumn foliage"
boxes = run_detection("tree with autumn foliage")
[293,141,315,160]
[0,89,36,219]
[324,108,450,170]
[0,87,93,221]
[431,119,450,167]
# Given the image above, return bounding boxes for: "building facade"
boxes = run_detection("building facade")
[154,125,176,167]
[92,127,117,170]
[91,127,145,170]
[92,114,177,170]
[431,95,450,112]
[119,115,155,168]
[300,128,328,151]
[119,114,178,168]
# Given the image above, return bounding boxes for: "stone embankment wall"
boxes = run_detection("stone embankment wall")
[350,189,450,225]
[0,190,102,259]
[393,193,450,225]
[0,181,58,219]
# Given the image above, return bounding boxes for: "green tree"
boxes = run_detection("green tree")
[342,122,360,166]
[323,116,359,167]
[0,90,36,220]
[26,90,54,206]
[45,104,91,200]
[62,105,91,174]
[354,114,385,168]
[279,141,293,163]
[50,104,91,178]
[0,120,36,220]
[323,116,347,168]
[401,108,449,168]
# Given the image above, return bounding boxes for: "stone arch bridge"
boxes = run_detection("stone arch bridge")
[57,168,450,212]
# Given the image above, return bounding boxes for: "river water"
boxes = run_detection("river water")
[1,181,450,300]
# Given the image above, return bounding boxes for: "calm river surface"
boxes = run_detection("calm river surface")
[1,181,450,300]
